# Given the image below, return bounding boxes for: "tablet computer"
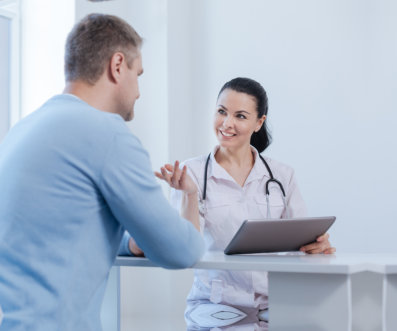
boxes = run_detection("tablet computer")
[224,216,336,255]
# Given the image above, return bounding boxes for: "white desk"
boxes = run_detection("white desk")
[102,252,388,331]
[363,255,397,331]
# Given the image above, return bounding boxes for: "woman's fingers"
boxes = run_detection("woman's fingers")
[171,161,181,186]
[180,165,187,182]
[301,241,336,255]
[300,232,334,254]
[302,242,326,254]
[154,171,163,179]
[178,165,188,189]
[323,247,336,254]
[156,161,184,189]
[300,234,333,254]
[304,247,326,254]
[306,246,335,254]
[300,242,317,252]
[316,233,330,242]
[160,166,172,184]
[156,161,194,192]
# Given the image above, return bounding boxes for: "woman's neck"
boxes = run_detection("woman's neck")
[215,145,254,167]
[215,145,255,186]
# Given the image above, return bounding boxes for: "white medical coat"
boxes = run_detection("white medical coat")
[171,146,307,310]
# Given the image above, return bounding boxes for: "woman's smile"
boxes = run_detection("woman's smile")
[219,130,236,138]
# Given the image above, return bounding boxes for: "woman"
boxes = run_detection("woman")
[154,77,335,329]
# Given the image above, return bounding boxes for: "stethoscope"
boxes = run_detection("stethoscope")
[201,153,290,219]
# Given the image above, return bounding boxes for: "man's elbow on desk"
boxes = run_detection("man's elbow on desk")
[145,231,205,269]
[119,231,205,269]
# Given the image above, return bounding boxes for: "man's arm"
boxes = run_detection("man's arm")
[100,133,204,269]
[118,231,144,256]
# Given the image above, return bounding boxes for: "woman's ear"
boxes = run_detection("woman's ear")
[255,115,267,132]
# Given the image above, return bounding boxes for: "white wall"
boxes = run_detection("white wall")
[0,15,10,141]
[180,0,397,254]
[20,0,74,117]
[0,0,20,138]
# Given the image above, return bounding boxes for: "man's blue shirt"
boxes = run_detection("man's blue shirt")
[0,94,204,330]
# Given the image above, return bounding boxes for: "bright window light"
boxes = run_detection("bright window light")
[21,0,75,118]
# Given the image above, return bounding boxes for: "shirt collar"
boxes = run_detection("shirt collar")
[207,145,271,183]
[207,146,231,181]
[247,147,271,183]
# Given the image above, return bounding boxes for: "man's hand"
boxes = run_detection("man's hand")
[128,237,144,257]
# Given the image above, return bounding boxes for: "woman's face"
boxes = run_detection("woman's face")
[214,89,266,150]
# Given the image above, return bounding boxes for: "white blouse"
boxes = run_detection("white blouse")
[171,146,307,309]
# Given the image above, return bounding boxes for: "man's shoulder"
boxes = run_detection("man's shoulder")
[48,94,129,134]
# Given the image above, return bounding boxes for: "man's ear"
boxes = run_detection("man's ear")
[109,52,125,83]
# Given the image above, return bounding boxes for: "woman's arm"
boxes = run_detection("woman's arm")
[180,191,200,231]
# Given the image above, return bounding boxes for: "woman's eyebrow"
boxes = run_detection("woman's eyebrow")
[217,105,251,114]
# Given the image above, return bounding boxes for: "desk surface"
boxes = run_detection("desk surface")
[115,251,393,274]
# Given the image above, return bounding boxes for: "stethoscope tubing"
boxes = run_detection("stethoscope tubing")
[202,152,289,218]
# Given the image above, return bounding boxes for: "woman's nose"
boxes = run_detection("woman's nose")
[222,115,233,127]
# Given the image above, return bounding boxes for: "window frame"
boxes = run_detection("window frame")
[0,0,20,130]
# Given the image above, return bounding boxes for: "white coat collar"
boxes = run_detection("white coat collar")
[207,146,271,184]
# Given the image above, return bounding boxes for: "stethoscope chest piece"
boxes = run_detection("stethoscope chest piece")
[198,199,207,215]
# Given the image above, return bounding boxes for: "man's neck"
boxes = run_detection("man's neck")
[63,79,116,115]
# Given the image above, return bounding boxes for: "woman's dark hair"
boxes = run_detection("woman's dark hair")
[218,77,272,153]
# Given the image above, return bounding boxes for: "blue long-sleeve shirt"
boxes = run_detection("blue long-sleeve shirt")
[0,94,204,331]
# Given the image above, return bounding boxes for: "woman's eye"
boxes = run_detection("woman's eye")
[217,109,226,115]
[237,114,247,119]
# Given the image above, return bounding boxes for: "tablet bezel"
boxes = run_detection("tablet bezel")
[223,216,336,255]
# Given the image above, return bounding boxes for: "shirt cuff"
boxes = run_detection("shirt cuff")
[118,231,133,256]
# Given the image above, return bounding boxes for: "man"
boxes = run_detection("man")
[0,14,204,330]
